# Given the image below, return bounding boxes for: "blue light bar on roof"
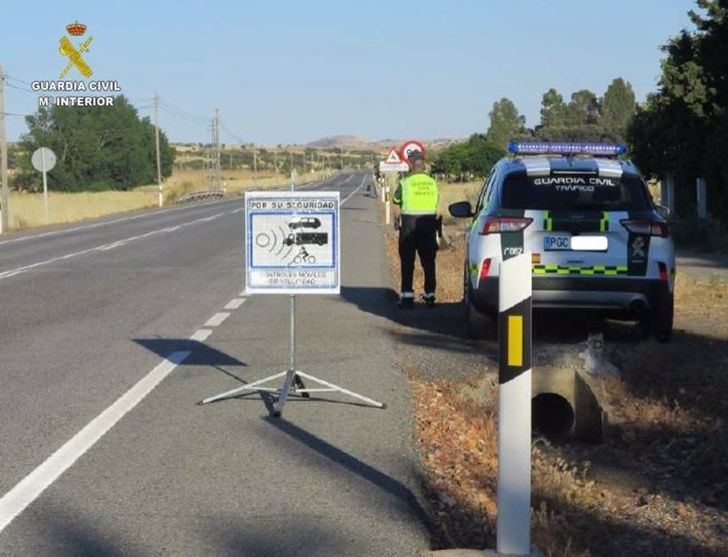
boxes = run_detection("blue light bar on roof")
[507,141,627,156]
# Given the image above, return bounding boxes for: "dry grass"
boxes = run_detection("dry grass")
[8,190,158,230]
[410,362,727,556]
[6,168,323,231]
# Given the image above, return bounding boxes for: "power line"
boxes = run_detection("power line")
[5,82,34,94]
[159,100,208,125]
[219,120,246,145]
[5,74,31,86]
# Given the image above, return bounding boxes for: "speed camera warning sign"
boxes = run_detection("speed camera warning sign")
[245,191,340,294]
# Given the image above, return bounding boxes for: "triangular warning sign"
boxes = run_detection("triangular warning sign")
[385,148,402,164]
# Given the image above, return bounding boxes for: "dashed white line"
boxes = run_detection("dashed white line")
[0,350,192,534]
[342,176,369,206]
[224,298,247,310]
[204,312,230,327]
[0,287,254,533]
[190,329,213,342]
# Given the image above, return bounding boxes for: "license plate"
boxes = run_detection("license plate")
[544,235,571,251]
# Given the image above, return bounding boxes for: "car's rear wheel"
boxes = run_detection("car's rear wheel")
[639,292,674,343]
[464,269,494,339]
[654,292,674,343]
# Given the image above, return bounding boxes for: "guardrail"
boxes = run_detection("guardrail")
[180,189,225,202]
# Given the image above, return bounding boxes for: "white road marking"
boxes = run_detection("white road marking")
[224,298,246,310]
[0,210,229,282]
[204,312,230,327]
[0,276,256,532]
[190,329,213,342]
[0,350,192,534]
[239,290,248,297]
[342,176,368,206]
[96,240,127,251]
[0,197,239,248]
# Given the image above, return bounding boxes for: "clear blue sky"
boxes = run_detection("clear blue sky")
[1,0,697,145]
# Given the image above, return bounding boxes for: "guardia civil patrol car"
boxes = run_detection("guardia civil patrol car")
[449,142,675,342]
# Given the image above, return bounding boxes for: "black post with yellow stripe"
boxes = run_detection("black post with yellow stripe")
[496,251,534,556]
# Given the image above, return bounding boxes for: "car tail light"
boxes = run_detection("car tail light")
[658,262,669,282]
[479,258,492,280]
[480,216,533,235]
[619,219,670,238]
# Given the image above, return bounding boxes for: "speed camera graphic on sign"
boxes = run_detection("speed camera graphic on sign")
[246,191,340,294]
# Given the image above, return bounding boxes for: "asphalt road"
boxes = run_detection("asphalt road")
[0,173,430,556]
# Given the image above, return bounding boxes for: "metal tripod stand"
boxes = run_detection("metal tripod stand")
[199,294,386,417]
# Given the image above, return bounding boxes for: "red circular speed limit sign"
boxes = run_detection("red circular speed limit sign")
[399,140,426,163]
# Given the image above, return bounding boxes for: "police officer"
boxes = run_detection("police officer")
[392,150,439,309]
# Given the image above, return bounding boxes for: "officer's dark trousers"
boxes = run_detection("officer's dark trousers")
[399,214,437,295]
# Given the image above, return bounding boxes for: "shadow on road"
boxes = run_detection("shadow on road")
[134,337,248,386]
[134,338,247,367]
[3,506,133,556]
[340,286,640,344]
[199,515,350,556]
[259,416,440,544]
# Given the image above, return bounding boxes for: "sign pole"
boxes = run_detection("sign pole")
[0,66,9,234]
[497,252,534,556]
[31,147,57,226]
[274,171,300,417]
[42,149,49,224]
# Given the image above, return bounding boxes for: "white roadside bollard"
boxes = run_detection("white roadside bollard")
[385,185,391,226]
[497,252,537,556]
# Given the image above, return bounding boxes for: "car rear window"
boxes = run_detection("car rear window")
[500,172,651,211]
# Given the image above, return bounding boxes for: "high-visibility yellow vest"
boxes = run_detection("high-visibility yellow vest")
[393,173,439,215]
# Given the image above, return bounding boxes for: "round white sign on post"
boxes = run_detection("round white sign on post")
[31,148,57,172]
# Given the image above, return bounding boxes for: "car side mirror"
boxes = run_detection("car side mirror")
[449,201,474,218]
[655,204,670,220]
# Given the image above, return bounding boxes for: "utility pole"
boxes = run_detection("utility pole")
[154,92,163,207]
[0,66,9,233]
[214,108,221,190]
[253,149,258,186]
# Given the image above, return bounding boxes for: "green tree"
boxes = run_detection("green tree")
[431,134,503,181]
[628,0,728,217]
[599,78,636,140]
[540,88,568,128]
[16,95,174,192]
[486,97,526,150]
[566,89,600,126]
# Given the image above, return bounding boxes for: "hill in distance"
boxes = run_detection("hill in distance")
[306,134,459,152]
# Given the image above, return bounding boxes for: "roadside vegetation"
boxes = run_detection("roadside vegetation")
[4,168,320,230]
[382,181,728,556]
[4,97,380,231]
